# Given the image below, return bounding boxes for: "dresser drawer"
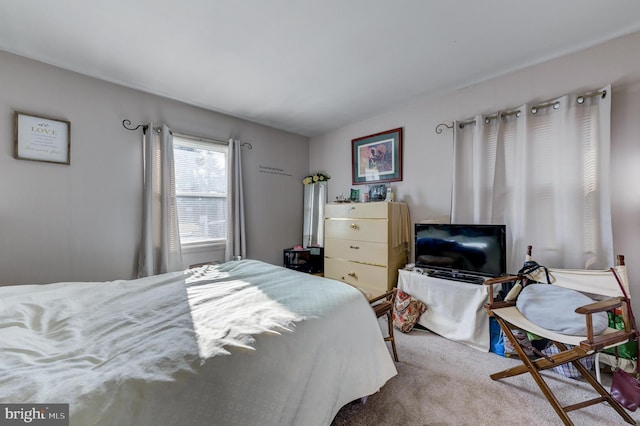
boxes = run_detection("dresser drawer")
[324,258,388,294]
[324,238,387,265]
[325,202,389,219]
[324,219,388,243]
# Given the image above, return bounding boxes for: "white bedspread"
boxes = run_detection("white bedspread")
[0,260,396,425]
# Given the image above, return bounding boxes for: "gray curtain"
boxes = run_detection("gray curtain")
[138,123,183,277]
[225,138,246,261]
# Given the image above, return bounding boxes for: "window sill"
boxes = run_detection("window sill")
[181,240,226,254]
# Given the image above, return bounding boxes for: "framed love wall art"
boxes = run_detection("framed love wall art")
[14,111,71,165]
[351,127,402,185]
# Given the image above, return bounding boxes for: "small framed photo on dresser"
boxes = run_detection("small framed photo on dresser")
[369,184,387,201]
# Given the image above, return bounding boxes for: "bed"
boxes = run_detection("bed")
[0,259,397,426]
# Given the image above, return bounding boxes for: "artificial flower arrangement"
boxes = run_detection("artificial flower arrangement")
[302,172,330,185]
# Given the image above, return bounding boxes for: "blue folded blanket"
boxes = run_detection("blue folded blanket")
[516,284,608,336]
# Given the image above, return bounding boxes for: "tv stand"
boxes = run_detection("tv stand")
[397,269,490,351]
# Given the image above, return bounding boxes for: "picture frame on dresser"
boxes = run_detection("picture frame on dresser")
[351,127,403,185]
[368,184,387,201]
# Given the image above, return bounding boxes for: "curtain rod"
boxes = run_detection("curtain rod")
[437,88,607,132]
[435,122,453,134]
[122,119,253,149]
[122,119,149,133]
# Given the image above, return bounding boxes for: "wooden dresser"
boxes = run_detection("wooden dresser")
[324,201,410,298]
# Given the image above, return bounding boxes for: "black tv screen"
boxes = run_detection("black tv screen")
[414,224,506,278]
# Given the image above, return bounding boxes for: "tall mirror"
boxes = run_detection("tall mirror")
[303,181,327,248]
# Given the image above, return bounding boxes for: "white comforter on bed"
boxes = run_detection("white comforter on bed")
[0,260,396,426]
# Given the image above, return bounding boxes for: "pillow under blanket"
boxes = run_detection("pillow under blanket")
[516,284,609,336]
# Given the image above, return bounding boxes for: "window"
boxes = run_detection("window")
[173,134,228,246]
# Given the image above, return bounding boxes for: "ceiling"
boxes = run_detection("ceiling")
[1,1,640,137]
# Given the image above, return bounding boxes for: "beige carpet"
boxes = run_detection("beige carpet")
[332,323,640,426]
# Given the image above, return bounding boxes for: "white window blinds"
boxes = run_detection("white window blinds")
[173,135,228,245]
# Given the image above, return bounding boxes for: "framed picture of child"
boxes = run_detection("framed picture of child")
[351,127,402,185]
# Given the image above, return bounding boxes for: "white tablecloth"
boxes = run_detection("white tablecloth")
[398,269,490,351]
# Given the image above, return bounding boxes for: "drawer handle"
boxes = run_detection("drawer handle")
[349,245,360,249]
[350,223,359,230]
[347,272,357,278]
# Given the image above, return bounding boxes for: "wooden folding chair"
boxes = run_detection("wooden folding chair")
[484,250,636,426]
[369,288,399,362]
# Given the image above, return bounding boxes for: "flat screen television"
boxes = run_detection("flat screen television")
[414,223,506,280]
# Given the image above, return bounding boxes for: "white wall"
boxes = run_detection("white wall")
[310,31,640,311]
[0,51,309,285]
